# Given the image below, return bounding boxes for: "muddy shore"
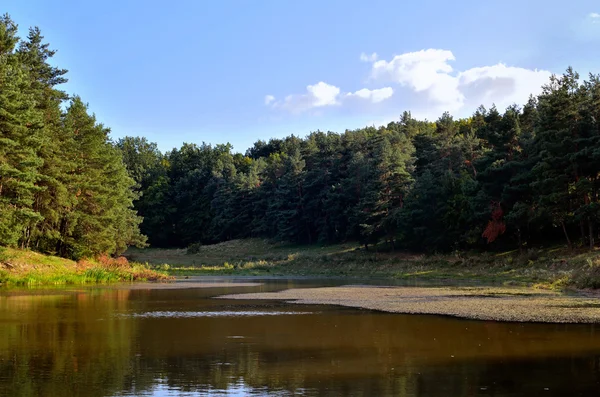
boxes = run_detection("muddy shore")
[218,285,600,323]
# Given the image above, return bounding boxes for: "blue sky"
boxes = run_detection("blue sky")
[4,0,600,153]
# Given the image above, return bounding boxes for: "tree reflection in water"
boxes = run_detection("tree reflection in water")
[0,283,599,396]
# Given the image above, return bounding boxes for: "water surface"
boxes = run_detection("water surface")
[1,278,599,396]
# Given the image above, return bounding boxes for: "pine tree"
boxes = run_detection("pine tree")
[531,69,582,249]
[0,15,44,247]
[269,149,309,243]
[16,25,72,252]
[61,98,145,257]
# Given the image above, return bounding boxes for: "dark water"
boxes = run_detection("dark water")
[1,278,600,397]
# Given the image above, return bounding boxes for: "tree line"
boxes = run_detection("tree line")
[3,14,600,259]
[120,67,600,252]
[0,16,145,258]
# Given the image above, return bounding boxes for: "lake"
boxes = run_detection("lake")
[1,277,600,396]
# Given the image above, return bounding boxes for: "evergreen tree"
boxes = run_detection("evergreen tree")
[268,150,309,243]
[60,98,145,257]
[16,25,72,252]
[531,69,581,248]
[0,15,43,247]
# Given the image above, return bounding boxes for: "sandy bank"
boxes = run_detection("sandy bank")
[218,285,600,323]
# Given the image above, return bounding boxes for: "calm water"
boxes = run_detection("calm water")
[1,278,600,397]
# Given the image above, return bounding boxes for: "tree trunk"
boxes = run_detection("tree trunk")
[580,220,586,246]
[561,221,573,250]
[517,227,523,253]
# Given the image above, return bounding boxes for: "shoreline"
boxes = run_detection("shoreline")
[218,285,600,324]
[126,240,600,291]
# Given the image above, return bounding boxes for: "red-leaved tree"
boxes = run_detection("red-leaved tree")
[482,202,506,243]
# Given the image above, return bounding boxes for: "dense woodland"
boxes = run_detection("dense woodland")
[0,16,145,258]
[3,15,600,259]
[123,67,600,253]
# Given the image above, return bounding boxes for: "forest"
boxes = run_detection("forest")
[2,14,600,260]
[121,71,600,253]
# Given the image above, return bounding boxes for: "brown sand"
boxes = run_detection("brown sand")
[218,285,600,323]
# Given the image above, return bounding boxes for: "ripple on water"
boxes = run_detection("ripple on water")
[119,310,313,318]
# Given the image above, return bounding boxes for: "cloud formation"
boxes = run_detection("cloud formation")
[590,12,600,23]
[307,82,340,106]
[266,82,341,113]
[267,81,394,113]
[371,49,461,109]
[346,87,394,103]
[264,95,275,105]
[369,49,551,114]
[266,48,552,118]
[360,52,378,62]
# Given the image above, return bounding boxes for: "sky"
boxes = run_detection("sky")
[4,0,600,153]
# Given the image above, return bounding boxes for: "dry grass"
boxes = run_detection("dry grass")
[125,239,600,289]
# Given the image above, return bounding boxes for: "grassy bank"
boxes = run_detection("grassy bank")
[0,247,172,287]
[125,239,600,289]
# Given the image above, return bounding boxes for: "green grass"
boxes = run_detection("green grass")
[125,239,600,289]
[0,247,172,287]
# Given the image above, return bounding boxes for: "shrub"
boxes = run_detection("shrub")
[187,242,203,254]
[96,254,130,269]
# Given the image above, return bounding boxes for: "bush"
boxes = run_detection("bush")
[187,242,203,254]
[96,254,129,269]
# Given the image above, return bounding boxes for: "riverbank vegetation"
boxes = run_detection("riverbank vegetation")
[3,14,600,288]
[124,239,600,289]
[0,247,170,286]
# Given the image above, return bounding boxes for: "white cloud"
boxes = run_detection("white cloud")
[267,82,341,113]
[457,64,550,110]
[268,83,393,113]
[590,12,600,23]
[360,52,378,62]
[368,49,551,115]
[346,87,394,103]
[370,49,463,110]
[266,49,552,119]
[307,81,340,106]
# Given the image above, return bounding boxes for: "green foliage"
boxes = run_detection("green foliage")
[0,15,145,260]
[4,14,600,259]
[115,67,600,254]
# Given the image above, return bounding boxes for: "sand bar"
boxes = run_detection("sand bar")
[218,285,600,323]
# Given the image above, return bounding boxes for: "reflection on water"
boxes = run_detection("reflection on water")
[0,279,599,396]
[125,311,315,318]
